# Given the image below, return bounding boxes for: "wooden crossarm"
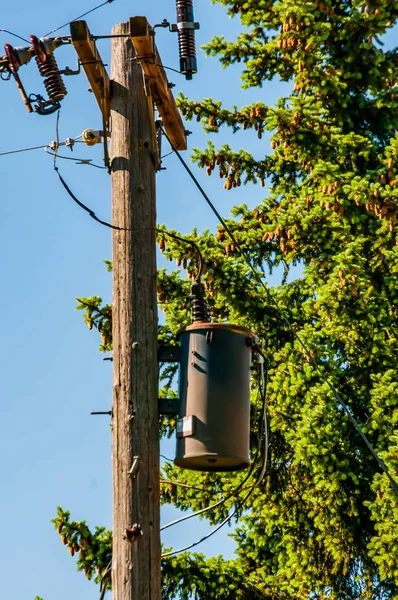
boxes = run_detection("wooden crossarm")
[130,16,187,151]
[70,20,111,125]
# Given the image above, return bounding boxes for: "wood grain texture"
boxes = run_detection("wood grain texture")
[111,22,161,600]
[130,16,187,151]
[70,20,111,124]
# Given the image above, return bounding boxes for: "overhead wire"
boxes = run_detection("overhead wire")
[51,112,121,230]
[0,28,30,43]
[161,127,398,498]
[47,140,205,262]
[50,155,208,256]
[54,166,122,230]
[98,560,112,600]
[0,135,83,157]
[44,0,116,37]
[0,143,50,156]
[158,229,203,280]
[45,147,107,169]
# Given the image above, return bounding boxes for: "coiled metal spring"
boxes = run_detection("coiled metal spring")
[30,35,67,103]
[35,52,66,101]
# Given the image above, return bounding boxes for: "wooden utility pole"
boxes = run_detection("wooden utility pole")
[110,21,161,600]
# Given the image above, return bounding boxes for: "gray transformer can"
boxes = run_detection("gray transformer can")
[174,322,255,471]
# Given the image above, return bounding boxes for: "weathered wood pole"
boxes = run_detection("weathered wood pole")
[110,21,161,600]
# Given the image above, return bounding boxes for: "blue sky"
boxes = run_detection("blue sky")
[1,2,396,599]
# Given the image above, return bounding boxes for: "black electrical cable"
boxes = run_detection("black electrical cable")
[160,454,174,462]
[0,143,49,156]
[154,62,182,75]
[52,110,121,230]
[54,165,122,231]
[50,163,206,258]
[130,57,182,76]
[160,449,259,533]
[98,560,112,600]
[51,164,205,264]
[158,228,203,280]
[161,348,268,533]
[0,135,83,157]
[161,127,398,498]
[45,147,107,169]
[44,0,116,37]
[0,29,30,43]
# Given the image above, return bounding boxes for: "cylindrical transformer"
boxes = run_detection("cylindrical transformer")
[174,322,255,471]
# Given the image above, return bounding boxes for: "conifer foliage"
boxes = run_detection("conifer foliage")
[57,0,398,598]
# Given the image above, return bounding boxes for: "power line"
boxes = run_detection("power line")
[161,127,398,498]
[98,560,111,600]
[51,111,121,230]
[0,137,83,157]
[54,165,122,231]
[45,147,107,169]
[0,143,49,156]
[44,0,116,37]
[0,29,30,43]
[157,228,203,280]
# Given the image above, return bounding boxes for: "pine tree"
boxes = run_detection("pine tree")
[54,0,398,598]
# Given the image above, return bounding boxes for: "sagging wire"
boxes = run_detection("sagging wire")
[51,152,207,248]
[128,57,182,76]
[51,112,121,230]
[161,479,222,494]
[0,143,49,156]
[45,146,107,169]
[44,0,116,38]
[160,454,174,462]
[161,349,269,535]
[161,127,398,498]
[0,29,30,44]
[161,150,174,160]
[48,115,106,167]
[0,134,83,157]
[161,354,269,556]
[98,560,112,600]
[54,166,122,231]
[158,228,203,281]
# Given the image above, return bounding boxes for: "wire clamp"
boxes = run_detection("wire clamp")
[169,21,200,32]
[48,140,59,152]
[65,137,75,150]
